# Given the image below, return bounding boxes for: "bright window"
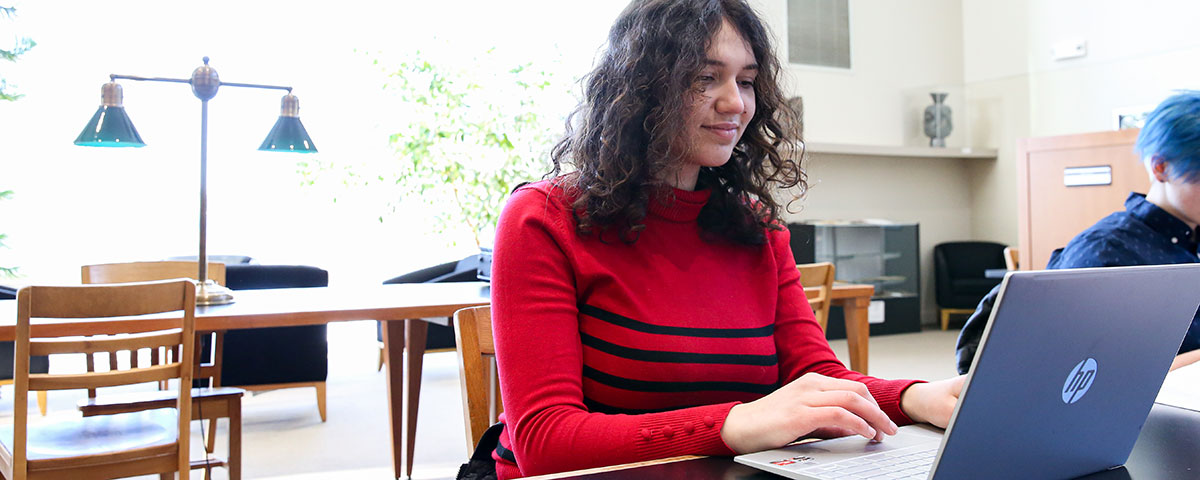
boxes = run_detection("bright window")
[0,1,627,285]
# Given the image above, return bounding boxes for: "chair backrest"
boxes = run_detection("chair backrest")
[933,241,1007,305]
[13,279,195,477]
[82,260,224,391]
[1003,246,1019,271]
[797,262,836,331]
[82,260,226,285]
[452,305,502,451]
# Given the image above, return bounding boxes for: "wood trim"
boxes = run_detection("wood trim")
[1019,128,1140,153]
[0,283,492,342]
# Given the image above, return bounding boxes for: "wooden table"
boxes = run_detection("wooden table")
[1,280,871,478]
[529,403,1200,479]
[806,283,875,375]
[0,282,491,480]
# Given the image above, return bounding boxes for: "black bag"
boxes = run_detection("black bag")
[456,422,504,480]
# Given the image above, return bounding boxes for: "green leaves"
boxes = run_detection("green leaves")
[0,189,14,278]
[295,45,566,249]
[0,5,28,277]
[381,51,560,247]
[0,6,34,102]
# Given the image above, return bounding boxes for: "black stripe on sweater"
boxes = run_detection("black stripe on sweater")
[583,366,776,394]
[579,304,774,338]
[581,332,777,366]
[584,397,699,415]
[494,440,517,463]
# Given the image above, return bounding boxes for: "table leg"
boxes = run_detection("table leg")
[842,297,870,375]
[404,319,428,478]
[382,320,404,479]
[229,396,242,480]
[384,319,429,479]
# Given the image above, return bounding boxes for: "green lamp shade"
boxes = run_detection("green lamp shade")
[73,105,145,147]
[258,116,317,153]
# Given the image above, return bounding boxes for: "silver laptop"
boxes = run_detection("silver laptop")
[736,264,1200,480]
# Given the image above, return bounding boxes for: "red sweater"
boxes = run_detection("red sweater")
[490,180,918,478]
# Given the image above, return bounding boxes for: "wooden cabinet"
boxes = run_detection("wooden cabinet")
[1016,129,1148,270]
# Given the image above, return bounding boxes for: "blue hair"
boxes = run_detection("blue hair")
[1135,90,1200,183]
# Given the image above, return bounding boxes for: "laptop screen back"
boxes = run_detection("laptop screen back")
[931,265,1200,480]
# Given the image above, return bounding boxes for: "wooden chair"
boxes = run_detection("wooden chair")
[1003,247,1019,271]
[452,306,503,451]
[81,261,227,389]
[82,260,226,285]
[81,261,242,480]
[797,262,836,331]
[1,279,195,480]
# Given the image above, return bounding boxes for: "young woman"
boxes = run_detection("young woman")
[490,1,963,477]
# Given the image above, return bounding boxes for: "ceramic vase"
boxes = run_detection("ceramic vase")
[923,92,952,147]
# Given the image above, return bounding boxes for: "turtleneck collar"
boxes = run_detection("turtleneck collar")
[646,186,711,222]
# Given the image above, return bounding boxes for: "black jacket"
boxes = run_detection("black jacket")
[954,284,1001,374]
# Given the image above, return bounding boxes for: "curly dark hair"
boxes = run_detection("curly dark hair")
[548,0,805,245]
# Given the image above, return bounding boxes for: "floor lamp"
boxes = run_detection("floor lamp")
[74,57,318,305]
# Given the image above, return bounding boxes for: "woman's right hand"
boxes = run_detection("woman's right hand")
[719,372,898,454]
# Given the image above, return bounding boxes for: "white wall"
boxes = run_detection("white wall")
[755,0,970,325]
[960,0,1031,247]
[961,0,1200,251]
[1026,0,1200,136]
[755,0,967,147]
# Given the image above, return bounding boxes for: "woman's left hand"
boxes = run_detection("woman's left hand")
[899,375,966,428]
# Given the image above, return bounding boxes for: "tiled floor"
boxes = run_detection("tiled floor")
[0,322,963,480]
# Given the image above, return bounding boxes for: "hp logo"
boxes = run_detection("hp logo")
[1062,358,1098,404]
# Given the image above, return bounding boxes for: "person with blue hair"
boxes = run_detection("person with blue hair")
[956,91,1200,374]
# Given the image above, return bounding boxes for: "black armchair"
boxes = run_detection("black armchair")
[934,241,1007,330]
[221,264,329,421]
[376,255,482,369]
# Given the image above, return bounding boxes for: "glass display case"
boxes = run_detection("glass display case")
[788,222,921,338]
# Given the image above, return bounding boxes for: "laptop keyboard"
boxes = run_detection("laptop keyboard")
[801,444,936,480]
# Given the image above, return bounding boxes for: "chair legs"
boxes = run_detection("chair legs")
[940,308,975,330]
[236,381,327,422]
[0,380,48,416]
[315,382,327,422]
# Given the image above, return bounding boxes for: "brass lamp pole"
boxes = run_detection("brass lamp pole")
[74,57,318,305]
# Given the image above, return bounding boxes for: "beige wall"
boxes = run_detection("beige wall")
[758,0,1200,324]
[960,0,1030,247]
[962,76,1030,245]
[1025,0,1200,135]
[755,0,967,147]
[783,153,977,325]
[755,0,972,325]
[961,0,1200,255]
